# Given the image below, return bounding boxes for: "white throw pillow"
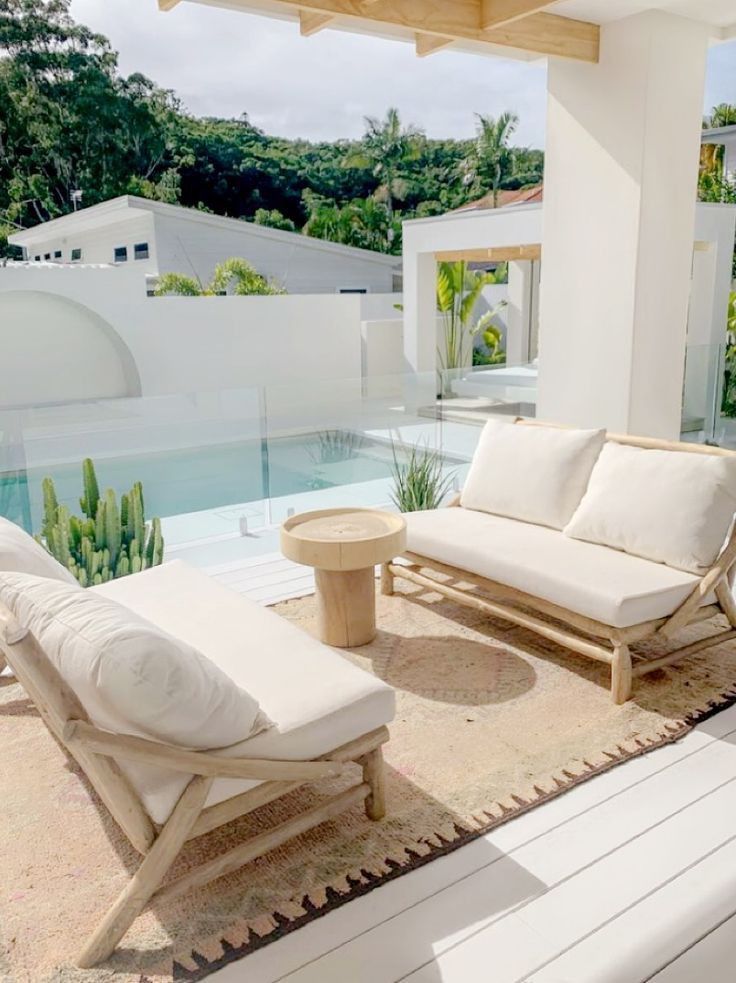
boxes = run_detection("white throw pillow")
[0,572,268,749]
[0,516,77,584]
[460,421,605,530]
[564,442,736,574]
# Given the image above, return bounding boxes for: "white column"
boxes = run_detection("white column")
[505,260,534,365]
[537,11,709,437]
[402,250,437,373]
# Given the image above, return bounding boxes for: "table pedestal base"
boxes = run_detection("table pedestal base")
[314,567,376,647]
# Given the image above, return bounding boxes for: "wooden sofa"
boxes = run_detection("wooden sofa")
[382,420,736,704]
[0,559,394,967]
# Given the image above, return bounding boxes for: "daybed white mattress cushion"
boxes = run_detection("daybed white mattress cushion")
[0,571,266,750]
[92,561,396,825]
[460,420,605,530]
[0,517,77,584]
[404,507,708,629]
[565,442,736,574]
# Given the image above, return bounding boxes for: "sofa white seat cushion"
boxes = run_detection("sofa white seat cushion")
[404,508,711,630]
[460,420,605,530]
[565,442,736,574]
[92,561,396,825]
[0,570,266,752]
[0,517,77,584]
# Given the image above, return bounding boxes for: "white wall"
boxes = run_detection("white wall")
[0,290,138,407]
[20,214,157,272]
[152,210,397,294]
[0,266,373,403]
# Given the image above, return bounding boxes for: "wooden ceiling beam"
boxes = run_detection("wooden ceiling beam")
[299,10,335,34]
[231,0,599,63]
[435,244,542,263]
[158,0,181,10]
[415,32,453,57]
[480,0,557,30]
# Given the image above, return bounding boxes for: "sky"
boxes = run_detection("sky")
[70,0,736,148]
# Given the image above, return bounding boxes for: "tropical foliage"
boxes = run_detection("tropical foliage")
[0,1,544,259]
[154,257,284,296]
[721,292,736,418]
[436,261,507,387]
[464,112,520,206]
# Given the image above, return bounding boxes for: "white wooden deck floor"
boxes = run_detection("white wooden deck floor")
[205,553,736,983]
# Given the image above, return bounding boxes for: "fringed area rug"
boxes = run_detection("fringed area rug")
[3,580,736,982]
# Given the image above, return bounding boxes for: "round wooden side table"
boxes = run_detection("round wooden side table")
[281,507,407,647]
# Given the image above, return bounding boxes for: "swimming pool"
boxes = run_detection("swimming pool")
[1,430,449,534]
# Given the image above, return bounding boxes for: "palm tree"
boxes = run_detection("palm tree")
[345,108,423,223]
[154,257,284,296]
[466,112,520,207]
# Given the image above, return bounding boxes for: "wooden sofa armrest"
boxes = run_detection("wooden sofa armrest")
[63,719,346,782]
[660,530,736,639]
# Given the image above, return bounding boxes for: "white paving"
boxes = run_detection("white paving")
[203,553,736,983]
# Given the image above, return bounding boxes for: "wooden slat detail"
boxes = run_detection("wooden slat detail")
[251,1,599,63]
[299,9,335,34]
[435,244,542,263]
[415,32,453,56]
[481,0,555,30]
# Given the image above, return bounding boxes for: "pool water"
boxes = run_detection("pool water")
[0,431,418,534]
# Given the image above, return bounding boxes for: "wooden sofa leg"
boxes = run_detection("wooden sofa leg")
[380,563,395,597]
[611,643,633,705]
[361,747,386,821]
[76,776,211,968]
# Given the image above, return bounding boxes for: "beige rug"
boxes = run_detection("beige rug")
[3,580,736,982]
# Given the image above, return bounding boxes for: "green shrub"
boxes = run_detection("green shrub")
[390,442,455,512]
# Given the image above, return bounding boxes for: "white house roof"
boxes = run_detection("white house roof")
[702,125,736,144]
[8,196,401,269]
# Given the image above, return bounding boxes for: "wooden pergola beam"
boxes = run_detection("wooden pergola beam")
[201,0,599,63]
[158,0,181,10]
[481,0,556,30]
[435,244,542,263]
[299,9,335,34]
[415,32,453,57]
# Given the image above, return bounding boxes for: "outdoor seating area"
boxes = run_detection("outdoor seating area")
[3,418,736,978]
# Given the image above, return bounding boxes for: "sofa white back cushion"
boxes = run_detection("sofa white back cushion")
[460,421,605,530]
[0,571,268,748]
[0,517,77,584]
[564,442,736,574]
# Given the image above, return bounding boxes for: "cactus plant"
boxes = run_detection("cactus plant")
[37,459,164,586]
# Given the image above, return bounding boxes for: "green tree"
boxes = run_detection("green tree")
[253,208,297,232]
[465,112,520,206]
[345,107,423,223]
[304,196,402,254]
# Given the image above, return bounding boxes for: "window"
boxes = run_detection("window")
[338,287,368,294]
[34,255,40,262]
[54,250,62,260]
[44,253,51,260]
[71,248,82,262]
[114,246,128,263]
[134,242,149,261]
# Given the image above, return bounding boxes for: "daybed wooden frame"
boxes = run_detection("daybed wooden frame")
[382,424,736,705]
[0,607,389,968]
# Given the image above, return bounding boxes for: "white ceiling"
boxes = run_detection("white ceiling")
[555,0,736,31]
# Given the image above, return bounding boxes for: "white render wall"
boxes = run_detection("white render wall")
[0,266,407,408]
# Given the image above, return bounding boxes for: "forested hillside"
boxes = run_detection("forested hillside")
[0,0,544,257]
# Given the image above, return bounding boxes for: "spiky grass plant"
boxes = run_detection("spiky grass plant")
[390,442,455,512]
[308,429,367,465]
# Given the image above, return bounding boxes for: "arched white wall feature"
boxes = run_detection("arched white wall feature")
[0,291,141,408]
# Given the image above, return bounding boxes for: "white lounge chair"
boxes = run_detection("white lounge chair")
[383,419,736,704]
[0,550,394,967]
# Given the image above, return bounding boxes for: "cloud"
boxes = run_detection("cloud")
[69,0,548,145]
